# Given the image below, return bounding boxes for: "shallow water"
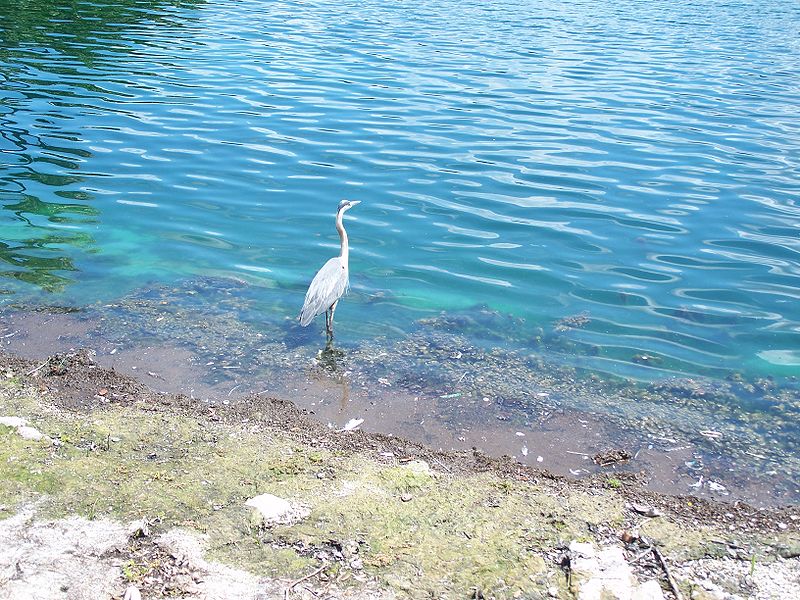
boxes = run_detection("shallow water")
[2,0,800,502]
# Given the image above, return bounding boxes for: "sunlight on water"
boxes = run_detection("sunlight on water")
[1,0,799,385]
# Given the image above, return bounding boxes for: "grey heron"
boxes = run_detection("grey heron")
[299,199,361,341]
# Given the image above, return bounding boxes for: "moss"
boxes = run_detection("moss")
[0,377,577,594]
[639,518,723,560]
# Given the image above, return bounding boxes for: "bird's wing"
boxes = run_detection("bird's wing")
[299,256,349,326]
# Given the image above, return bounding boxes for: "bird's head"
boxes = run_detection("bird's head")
[337,199,361,214]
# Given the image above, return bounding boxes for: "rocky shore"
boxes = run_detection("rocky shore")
[0,350,798,599]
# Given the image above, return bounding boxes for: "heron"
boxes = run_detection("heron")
[299,199,361,341]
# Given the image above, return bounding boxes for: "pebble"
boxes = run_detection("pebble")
[619,531,637,544]
[776,543,800,559]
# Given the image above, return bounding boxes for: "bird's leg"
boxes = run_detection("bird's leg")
[325,307,332,340]
[327,300,339,341]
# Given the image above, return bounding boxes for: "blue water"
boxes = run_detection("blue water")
[2,0,800,382]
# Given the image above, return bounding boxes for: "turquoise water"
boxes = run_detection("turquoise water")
[2,0,800,382]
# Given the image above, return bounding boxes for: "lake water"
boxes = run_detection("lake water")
[1,0,799,504]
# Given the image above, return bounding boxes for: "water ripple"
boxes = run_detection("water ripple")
[1,0,799,382]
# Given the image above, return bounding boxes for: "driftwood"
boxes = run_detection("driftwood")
[653,546,684,600]
[284,564,326,600]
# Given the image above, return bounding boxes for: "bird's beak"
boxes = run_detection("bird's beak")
[349,200,361,207]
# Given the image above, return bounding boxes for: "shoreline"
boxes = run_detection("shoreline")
[1,295,799,508]
[1,348,799,599]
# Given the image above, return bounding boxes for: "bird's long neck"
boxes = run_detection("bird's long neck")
[336,209,349,263]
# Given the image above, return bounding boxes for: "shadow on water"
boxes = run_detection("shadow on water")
[0,0,206,63]
[283,322,322,350]
[314,345,352,414]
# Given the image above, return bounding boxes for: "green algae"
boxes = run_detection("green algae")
[0,378,571,594]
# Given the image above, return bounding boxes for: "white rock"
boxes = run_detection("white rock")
[0,512,129,600]
[570,541,642,600]
[245,493,309,526]
[404,459,432,475]
[569,541,597,559]
[123,585,142,600]
[0,416,27,428]
[17,426,46,441]
[633,579,666,600]
[246,494,290,520]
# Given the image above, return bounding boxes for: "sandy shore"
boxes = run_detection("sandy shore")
[0,349,798,599]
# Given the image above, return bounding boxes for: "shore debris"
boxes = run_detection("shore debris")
[652,546,684,600]
[593,449,632,467]
[128,519,150,539]
[284,564,326,600]
[631,503,663,518]
[338,418,364,432]
[708,481,728,495]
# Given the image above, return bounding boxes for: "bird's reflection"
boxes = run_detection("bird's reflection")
[316,343,345,371]
[315,344,350,413]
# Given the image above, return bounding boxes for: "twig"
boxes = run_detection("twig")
[284,564,326,600]
[431,456,453,473]
[653,546,684,600]
[25,360,49,377]
[565,450,589,456]
[630,546,653,564]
